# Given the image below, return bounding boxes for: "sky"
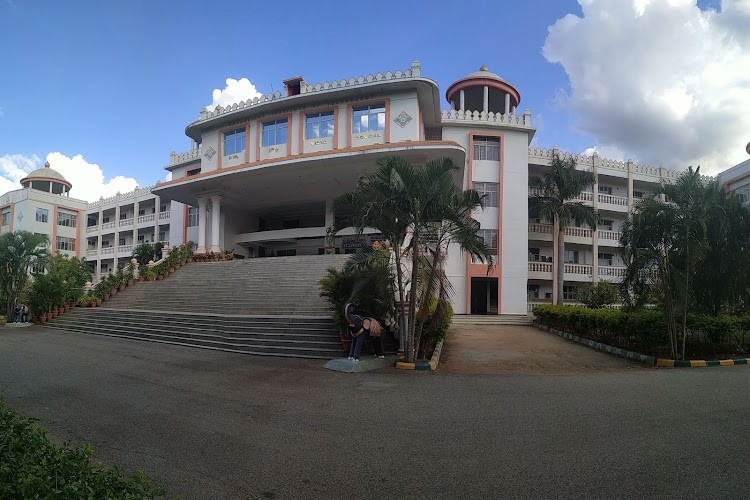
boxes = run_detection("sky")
[1,0,748,202]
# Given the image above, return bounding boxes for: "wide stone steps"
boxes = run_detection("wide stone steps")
[44,308,344,359]
[452,314,533,326]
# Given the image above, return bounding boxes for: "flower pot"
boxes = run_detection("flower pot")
[58,307,65,315]
[148,276,155,282]
[38,315,46,324]
[128,279,134,286]
[157,275,164,281]
[138,276,145,282]
[64,305,70,312]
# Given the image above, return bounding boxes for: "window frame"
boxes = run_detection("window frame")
[187,207,199,227]
[223,128,247,156]
[57,211,77,228]
[477,229,499,255]
[1,211,9,226]
[352,103,386,134]
[56,236,76,252]
[35,208,49,223]
[305,111,335,140]
[262,119,289,147]
[473,182,499,208]
[563,285,578,301]
[473,137,500,161]
[598,185,613,195]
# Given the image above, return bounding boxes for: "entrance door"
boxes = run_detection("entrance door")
[470,277,498,315]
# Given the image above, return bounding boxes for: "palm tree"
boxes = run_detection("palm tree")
[0,231,50,318]
[529,155,598,305]
[331,156,492,362]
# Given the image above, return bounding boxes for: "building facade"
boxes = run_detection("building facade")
[2,62,710,315]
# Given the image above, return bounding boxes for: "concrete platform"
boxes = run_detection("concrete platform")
[324,355,397,372]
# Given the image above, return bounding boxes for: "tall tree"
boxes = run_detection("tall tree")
[529,155,598,304]
[332,156,492,363]
[0,231,50,318]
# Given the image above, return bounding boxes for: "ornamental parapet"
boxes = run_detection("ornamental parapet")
[440,108,532,127]
[87,185,157,209]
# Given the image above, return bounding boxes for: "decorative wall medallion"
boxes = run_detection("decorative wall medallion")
[393,111,413,128]
[203,146,217,160]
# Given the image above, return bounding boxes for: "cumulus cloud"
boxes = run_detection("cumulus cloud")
[543,0,750,174]
[0,152,139,203]
[206,77,263,111]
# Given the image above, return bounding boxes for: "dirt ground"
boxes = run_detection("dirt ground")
[440,324,645,374]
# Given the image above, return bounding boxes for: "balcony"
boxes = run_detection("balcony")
[564,263,592,276]
[528,187,593,204]
[159,211,170,220]
[119,218,134,227]
[598,193,629,209]
[86,249,97,258]
[528,223,552,235]
[118,244,133,254]
[101,247,115,255]
[598,230,622,243]
[137,214,155,224]
[564,227,592,238]
[102,221,116,230]
[86,225,98,234]
[599,266,626,277]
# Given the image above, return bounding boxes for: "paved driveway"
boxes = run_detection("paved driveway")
[441,324,642,374]
[1,327,749,499]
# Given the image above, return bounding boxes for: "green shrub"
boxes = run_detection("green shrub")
[577,280,619,309]
[0,398,164,498]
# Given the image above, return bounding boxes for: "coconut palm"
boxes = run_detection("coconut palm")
[0,231,50,318]
[331,156,492,362]
[529,155,598,305]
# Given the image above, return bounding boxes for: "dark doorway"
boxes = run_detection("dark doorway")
[471,277,498,315]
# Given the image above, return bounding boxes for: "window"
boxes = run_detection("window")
[352,104,385,133]
[138,209,146,216]
[633,190,644,199]
[477,229,498,254]
[598,185,613,195]
[56,236,75,252]
[262,119,288,146]
[137,234,145,243]
[305,111,335,139]
[473,182,499,207]
[563,285,578,301]
[119,238,126,246]
[529,248,540,261]
[102,216,110,223]
[187,207,198,227]
[160,204,167,213]
[1,211,9,226]
[187,168,201,177]
[564,250,579,264]
[601,219,614,231]
[57,212,77,228]
[159,231,167,242]
[598,252,613,266]
[277,249,297,257]
[223,128,246,155]
[36,208,48,223]
[120,212,128,220]
[473,137,500,161]
[527,285,540,299]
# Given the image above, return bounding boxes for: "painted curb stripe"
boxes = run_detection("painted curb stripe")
[395,361,415,370]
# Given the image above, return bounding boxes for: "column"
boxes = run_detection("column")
[210,195,222,253]
[626,161,634,208]
[483,86,489,113]
[505,94,510,115]
[154,196,161,245]
[459,90,465,111]
[197,197,207,254]
[132,201,138,249]
[324,199,335,255]
[592,154,600,284]
[95,234,102,282]
[511,106,517,115]
[114,205,120,269]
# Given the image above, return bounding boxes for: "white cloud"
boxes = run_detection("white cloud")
[206,77,263,111]
[543,0,750,174]
[0,152,140,203]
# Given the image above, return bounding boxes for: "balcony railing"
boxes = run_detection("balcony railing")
[119,218,134,227]
[598,230,622,241]
[86,225,98,233]
[528,187,593,203]
[598,193,629,206]
[528,223,552,234]
[101,247,115,255]
[86,249,97,257]
[102,221,115,230]
[159,211,170,220]
[564,264,592,275]
[528,262,552,273]
[118,244,134,254]
[564,227,592,238]
[599,266,627,277]
[137,214,155,224]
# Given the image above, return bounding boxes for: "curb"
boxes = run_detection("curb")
[395,338,445,371]
[535,323,750,368]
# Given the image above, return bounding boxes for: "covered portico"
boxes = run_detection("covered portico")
[153,142,465,257]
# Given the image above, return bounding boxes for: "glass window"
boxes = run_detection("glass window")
[159,231,167,242]
[119,238,126,246]
[56,236,75,252]
[36,208,48,223]
[120,212,128,220]
[474,182,499,207]
[601,219,614,231]
[473,137,500,161]
[1,211,9,226]
[563,285,578,301]
[187,207,198,227]
[262,119,288,147]
[598,185,613,195]
[160,204,167,213]
[352,104,385,133]
[306,111,335,139]
[598,252,613,266]
[564,250,579,263]
[57,212,77,228]
[633,190,645,199]
[477,229,498,254]
[187,168,201,176]
[223,128,246,155]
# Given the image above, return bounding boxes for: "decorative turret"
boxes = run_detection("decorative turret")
[19,161,72,196]
[445,65,521,115]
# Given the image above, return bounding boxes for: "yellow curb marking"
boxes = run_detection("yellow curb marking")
[395,361,416,370]
[690,360,707,367]
[657,358,674,367]
[719,359,734,366]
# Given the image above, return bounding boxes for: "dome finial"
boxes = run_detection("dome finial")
[44,161,50,168]
[479,64,489,72]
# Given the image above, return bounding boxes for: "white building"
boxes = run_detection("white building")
[1,62,699,315]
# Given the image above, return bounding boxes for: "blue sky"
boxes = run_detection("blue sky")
[0,0,746,200]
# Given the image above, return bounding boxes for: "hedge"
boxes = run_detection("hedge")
[532,305,750,358]
[0,398,164,499]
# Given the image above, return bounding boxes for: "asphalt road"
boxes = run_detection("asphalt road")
[1,328,749,499]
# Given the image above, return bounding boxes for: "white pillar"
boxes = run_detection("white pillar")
[114,205,120,268]
[459,90,465,111]
[133,200,138,248]
[197,197,207,254]
[483,86,489,113]
[592,154,600,284]
[505,94,510,115]
[154,196,161,245]
[210,195,221,253]
[512,105,517,115]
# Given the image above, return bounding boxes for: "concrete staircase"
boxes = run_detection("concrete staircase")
[452,314,533,326]
[43,255,352,359]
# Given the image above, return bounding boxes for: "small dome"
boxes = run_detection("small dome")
[20,161,72,193]
[464,65,505,82]
[446,65,522,114]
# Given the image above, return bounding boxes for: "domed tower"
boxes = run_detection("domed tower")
[20,161,72,197]
[445,65,521,115]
